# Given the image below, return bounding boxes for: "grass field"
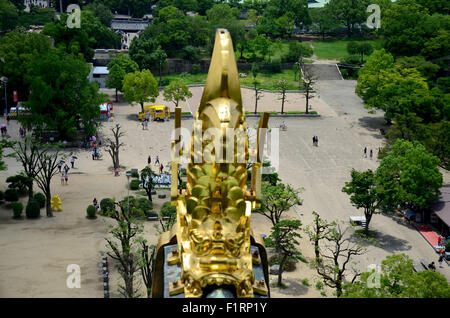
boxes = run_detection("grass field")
[162,69,307,91]
[311,38,383,60]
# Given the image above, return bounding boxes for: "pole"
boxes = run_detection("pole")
[126,172,131,212]
[3,80,7,117]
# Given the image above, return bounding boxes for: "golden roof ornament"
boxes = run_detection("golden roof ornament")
[152,29,270,298]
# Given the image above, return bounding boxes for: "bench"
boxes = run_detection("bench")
[420,259,428,270]
[413,262,422,272]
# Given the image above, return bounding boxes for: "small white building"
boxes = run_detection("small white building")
[24,0,50,12]
[88,65,109,88]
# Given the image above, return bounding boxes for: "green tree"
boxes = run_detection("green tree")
[163,80,192,108]
[376,139,443,213]
[107,53,138,101]
[251,63,263,114]
[356,49,395,112]
[153,46,167,87]
[307,219,366,297]
[123,69,159,113]
[7,137,45,203]
[136,238,155,298]
[265,219,305,287]
[84,0,114,26]
[22,48,104,140]
[0,32,52,106]
[140,166,156,202]
[107,64,126,102]
[342,254,450,298]
[304,211,334,264]
[342,169,381,234]
[274,79,288,114]
[35,145,67,217]
[105,200,144,298]
[326,0,370,36]
[43,10,121,61]
[0,0,18,31]
[310,7,336,40]
[250,35,271,61]
[347,42,374,63]
[381,0,450,57]
[260,182,303,226]
[158,201,177,233]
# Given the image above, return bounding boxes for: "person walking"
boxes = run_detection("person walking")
[70,156,76,168]
[6,114,10,125]
[92,149,96,160]
[64,172,68,185]
[428,262,436,271]
[315,136,319,147]
[159,163,164,174]
[438,254,444,268]
[57,160,63,173]
[64,164,70,174]
[60,173,65,185]
[312,136,316,146]
[93,198,99,212]
[364,147,367,158]
[147,155,151,165]
[155,155,160,165]
[370,149,373,160]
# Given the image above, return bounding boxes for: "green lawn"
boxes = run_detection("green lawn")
[312,38,383,61]
[162,69,307,91]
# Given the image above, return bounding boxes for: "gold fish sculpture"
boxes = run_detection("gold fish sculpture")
[152,29,269,298]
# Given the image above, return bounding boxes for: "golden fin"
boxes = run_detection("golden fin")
[197,29,243,116]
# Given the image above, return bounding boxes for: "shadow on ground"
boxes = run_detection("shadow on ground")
[350,229,412,253]
[269,277,310,296]
[358,117,389,132]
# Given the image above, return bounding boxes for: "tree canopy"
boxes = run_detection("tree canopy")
[123,70,159,113]
[342,254,450,298]
[376,139,442,212]
[21,48,104,140]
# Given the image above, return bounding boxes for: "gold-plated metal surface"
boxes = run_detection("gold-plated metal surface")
[154,28,269,298]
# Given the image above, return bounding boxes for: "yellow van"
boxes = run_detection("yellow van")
[138,105,170,122]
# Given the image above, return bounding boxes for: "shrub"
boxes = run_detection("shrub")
[11,202,23,219]
[284,41,313,62]
[161,201,176,218]
[26,200,40,219]
[136,197,153,214]
[33,193,46,208]
[130,207,145,218]
[6,174,30,195]
[268,254,297,272]
[100,198,115,213]
[340,54,361,65]
[127,170,139,179]
[0,190,4,201]
[130,179,141,190]
[160,78,170,86]
[445,240,450,252]
[263,60,281,74]
[4,189,19,202]
[192,63,201,74]
[86,205,96,219]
